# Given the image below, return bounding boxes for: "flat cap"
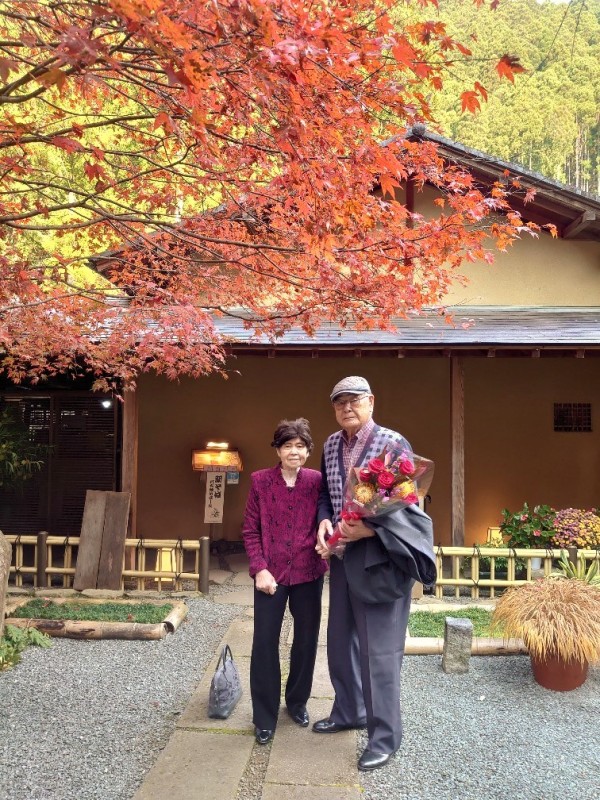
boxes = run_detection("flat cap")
[330,376,372,402]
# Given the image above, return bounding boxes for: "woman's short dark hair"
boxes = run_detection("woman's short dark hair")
[271,418,314,453]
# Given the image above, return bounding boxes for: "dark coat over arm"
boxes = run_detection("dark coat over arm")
[342,505,436,604]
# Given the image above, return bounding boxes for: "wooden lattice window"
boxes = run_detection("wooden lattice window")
[553,403,592,432]
[0,394,118,535]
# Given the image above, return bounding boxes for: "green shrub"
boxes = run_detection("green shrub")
[499,502,556,548]
[0,624,52,671]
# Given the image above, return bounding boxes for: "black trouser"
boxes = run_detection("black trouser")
[250,576,323,730]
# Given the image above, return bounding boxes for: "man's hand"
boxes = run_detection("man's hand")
[340,517,375,541]
[255,568,278,595]
[316,519,333,558]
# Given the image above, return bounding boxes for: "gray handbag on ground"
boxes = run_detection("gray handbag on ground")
[208,644,242,719]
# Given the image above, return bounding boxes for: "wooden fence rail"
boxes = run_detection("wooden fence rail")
[3,533,600,597]
[4,534,211,594]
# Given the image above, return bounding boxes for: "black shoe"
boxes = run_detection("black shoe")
[255,728,274,745]
[287,706,309,727]
[312,718,367,733]
[357,749,395,771]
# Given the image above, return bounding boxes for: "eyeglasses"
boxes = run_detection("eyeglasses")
[332,394,370,409]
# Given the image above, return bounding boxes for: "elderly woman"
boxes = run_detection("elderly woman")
[242,418,326,746]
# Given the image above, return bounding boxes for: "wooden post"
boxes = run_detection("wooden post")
[451,357,465,546]
[200,536,210,595]
[121,389,139,538]
[36,531,48,589]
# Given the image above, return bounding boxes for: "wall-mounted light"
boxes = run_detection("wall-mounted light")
[100,399,113,409]
[192,445,243,472]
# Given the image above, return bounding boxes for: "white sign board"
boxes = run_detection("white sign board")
[204,471,226,524]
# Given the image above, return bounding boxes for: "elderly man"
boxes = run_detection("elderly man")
[313,376,436,771]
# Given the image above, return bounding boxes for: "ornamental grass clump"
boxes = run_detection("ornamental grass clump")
[551,508,600,549]
[492,577,600,665]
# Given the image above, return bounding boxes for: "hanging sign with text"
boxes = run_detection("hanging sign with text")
[204,471,226,524]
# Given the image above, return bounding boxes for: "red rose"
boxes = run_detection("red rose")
[367,458,385,474]
[377,470,395,489]
[404,493,419,505]
[359,468,372,482]
[399,458,415,476]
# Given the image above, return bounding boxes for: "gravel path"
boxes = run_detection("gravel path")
[360,655,600,800]
[0,596,240,800]
[3,592,600,800]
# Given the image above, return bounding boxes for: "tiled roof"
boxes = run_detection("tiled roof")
[214,306,600,348]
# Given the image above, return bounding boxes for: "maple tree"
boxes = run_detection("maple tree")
[0,0,537,389]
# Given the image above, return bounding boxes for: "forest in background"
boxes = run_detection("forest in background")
[416,0,600,195]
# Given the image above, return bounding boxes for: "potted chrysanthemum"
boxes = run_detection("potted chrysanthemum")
[492,576,600,691]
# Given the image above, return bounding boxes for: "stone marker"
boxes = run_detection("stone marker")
[0,532,12,638]
[442,616,473,674]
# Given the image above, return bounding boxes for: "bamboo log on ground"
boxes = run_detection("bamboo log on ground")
[404,637,527,655]
[163,602,188,632]
[3,599,188,639]
[5,617,167,640]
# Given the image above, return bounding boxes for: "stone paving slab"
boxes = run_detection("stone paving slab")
[215,617,254,658]
[265,698,359,788]
[214,587,254,606]
[311,647,335,699]
[178,651,253,733]
[262,785,361,799]
[133,730,253,800]
[209,569,233,585]
[232,571,254,586]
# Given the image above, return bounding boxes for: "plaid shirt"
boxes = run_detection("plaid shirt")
[341,417,375,474]
[318,421,412,525]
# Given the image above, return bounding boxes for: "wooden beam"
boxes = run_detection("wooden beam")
[121,389,139,538]
[563,210,596,239]
[451,357,465,547]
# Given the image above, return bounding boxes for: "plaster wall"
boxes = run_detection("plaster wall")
[136,358,451,544]
[136,356,600,547]
[413,186,600,307]
[464,358,600,544]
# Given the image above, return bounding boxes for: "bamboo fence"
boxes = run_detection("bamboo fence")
[3,533,600,598]
[4,534,210,593]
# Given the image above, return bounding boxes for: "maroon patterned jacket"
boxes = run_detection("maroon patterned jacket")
[242,465,327,585]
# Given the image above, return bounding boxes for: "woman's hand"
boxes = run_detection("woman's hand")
[316,519,333,558]
[255,568,278,595]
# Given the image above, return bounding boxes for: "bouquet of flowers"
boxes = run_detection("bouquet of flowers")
[327,445,434,552]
